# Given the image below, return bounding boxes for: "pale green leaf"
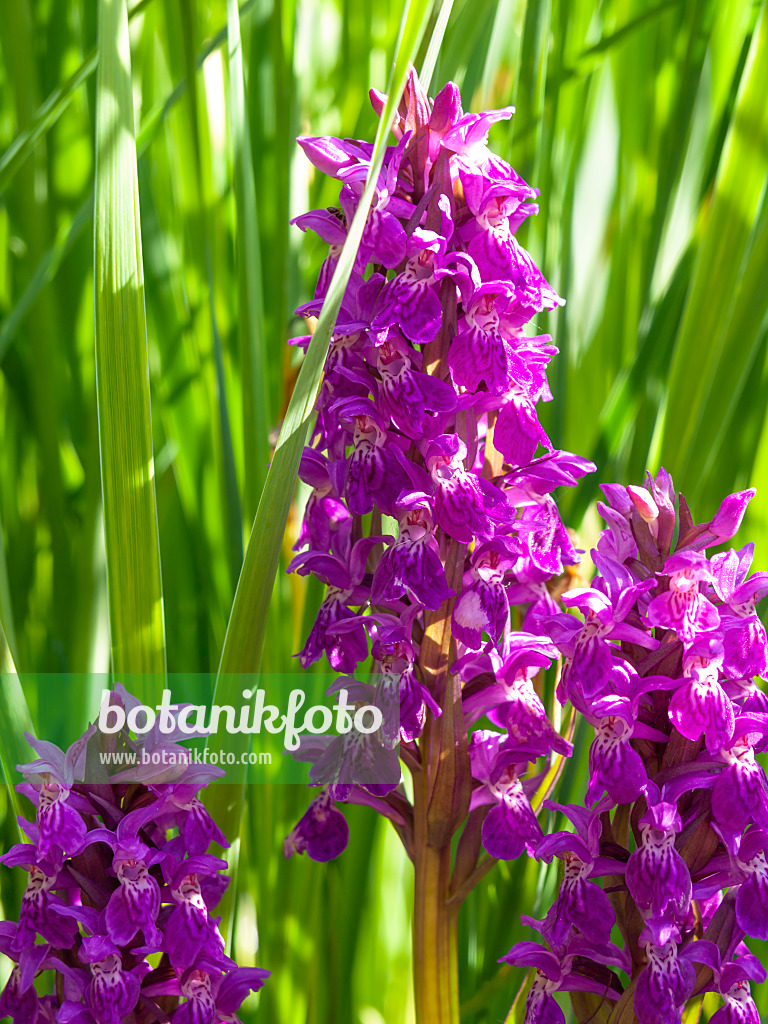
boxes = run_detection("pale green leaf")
[94,0,165,681]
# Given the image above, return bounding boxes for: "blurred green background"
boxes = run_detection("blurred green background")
[1,0,767,1020]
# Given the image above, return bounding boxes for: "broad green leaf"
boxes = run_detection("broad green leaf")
[94,0,165,680]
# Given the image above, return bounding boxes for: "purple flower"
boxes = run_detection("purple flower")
[371,333,456,438]
[468,731,542,860]
[162,855,231,970]
[451,538,517,649]
[586,696,649,805]
[371,626,440,744]
[634,938,695,1024]
[284,789,350,862]
[0,687,264,1023]
[426,434,511,543]
[525,801,616,947]
[647,551,720,643]
[625,799,691,943]
[667,638,735,752]
[711,735,768,838]
[291,536,386,671]
[370,495,454,610]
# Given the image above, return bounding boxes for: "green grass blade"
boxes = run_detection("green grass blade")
[655,5,768,490]
[0,198,92,365]
[94,0,165,680]
[227,0,271,524]
[0,507,18,668]
[0,0,153,196]
[420,0,455,91]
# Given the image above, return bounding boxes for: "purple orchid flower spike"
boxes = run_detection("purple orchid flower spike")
[0,686,266,1022]
[287,65,768,1021]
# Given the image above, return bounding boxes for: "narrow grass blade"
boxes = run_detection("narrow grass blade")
[0,508,18,668]
[0,0,153,196]
[420,0,455,92]
[0,198,92,365]
[227,0,271,523]
[94,0,165,680]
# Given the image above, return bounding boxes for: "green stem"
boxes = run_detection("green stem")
[412,721,460,1024]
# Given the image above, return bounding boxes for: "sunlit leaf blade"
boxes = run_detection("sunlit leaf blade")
[0,506,18,667]
[654,5,768,491]
[94,0,165,680]
[420,0,454,91]
[227,0,271,524]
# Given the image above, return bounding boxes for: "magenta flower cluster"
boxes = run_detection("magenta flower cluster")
[0,685,268,1024]
[285,70,768,1024]
[284,70,594,862]
[503,473,768,1024]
